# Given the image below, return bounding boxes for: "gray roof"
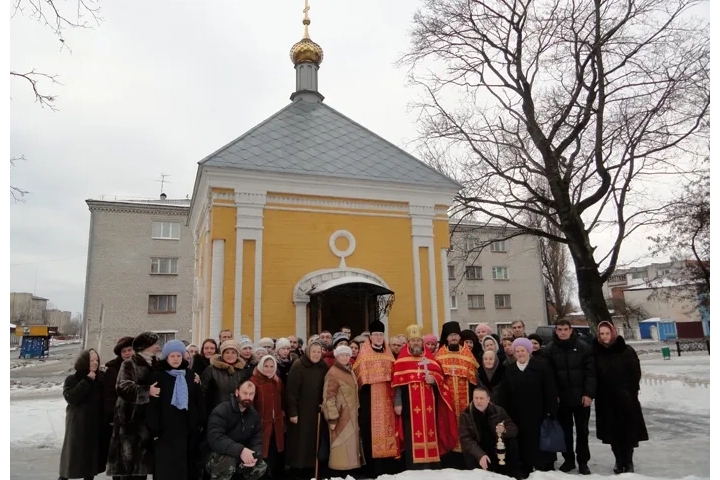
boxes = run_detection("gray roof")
[199,100,460,189]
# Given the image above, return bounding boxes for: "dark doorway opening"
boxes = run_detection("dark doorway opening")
[307,280,394,337]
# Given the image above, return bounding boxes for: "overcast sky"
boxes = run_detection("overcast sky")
[9,0,677,315]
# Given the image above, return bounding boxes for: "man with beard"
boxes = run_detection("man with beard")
[353,320,401,478]
[435,321,480,468]
[205,380,267,480]
[392,324,458,470]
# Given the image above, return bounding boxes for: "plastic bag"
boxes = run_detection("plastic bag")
[539,417,566,453]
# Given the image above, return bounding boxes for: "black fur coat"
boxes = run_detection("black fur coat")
[105,353,156,476]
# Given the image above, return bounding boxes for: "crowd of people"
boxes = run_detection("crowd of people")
[57,318,648,480]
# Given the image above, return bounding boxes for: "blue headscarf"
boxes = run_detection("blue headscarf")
[161,340,189,410]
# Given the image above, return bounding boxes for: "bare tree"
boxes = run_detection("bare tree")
[10,156,29,202]
[539,217,573,321]
[648,163,709,311]
[66,313,84,336]
[402,0,709,327]
[605,297,648,328]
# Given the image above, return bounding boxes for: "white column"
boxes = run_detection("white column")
[233,192,266,340]
[440,248,452,327]
[410,204,438,333]
[295,303,307,341]
[209,239,225,339]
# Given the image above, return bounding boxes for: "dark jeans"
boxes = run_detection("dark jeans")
[558,404,591,464]
[463,437,522,477]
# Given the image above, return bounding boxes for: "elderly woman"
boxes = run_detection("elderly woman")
[322,345,364,475]
[476,349,505,403]
[106,332,161,479]
[593,321,648,474]
[258,337,275,354]
[498,337,558,478]
[250,355,285,479]
[286,340,329,479]
[201,339,248,414]
[59,348,109,480]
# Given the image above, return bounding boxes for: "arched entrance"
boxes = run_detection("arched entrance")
[293,268,394,340]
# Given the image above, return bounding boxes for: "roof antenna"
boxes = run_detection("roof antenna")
[156,173,171,199]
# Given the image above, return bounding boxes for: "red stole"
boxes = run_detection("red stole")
[391,345,458,463]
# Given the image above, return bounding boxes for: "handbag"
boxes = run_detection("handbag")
[539,417,566,453]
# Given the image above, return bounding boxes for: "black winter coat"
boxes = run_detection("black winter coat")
[285,354,329,469]
[102,357,123,423]
[146,359,206,480]
[459,403,518,462]
[192,354,212,376]
[206,396,264,459]
[476,363,505,404]
[542,331,597,406]
[498,358,558,471]
[593,337,649,446]
[59,370,110,479]
[106,354,156,476]
[274,354,297,386]
[201,355,250,416]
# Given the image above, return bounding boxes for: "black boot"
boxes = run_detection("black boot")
[611,445,624,474]
[559,460,576,472]
[578,463,591,475]
[625,448,635,473]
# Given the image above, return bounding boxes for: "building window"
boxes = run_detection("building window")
[151,221,180,240]
[153,332,176,346]
[609,274,626,283]
[151,257,178,275]
[448,265,455,280]
[496,322,512,337]
[494,294,512,309]
[631,271,647,280]
[490,240,507,252]
[466,266,483,280]
[148,295,177,314]
[450,295,458,310]
[468,295,485,309]
[492,266,509,280]
[465,237,480,251]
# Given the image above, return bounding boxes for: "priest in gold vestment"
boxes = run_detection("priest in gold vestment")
[436,320,480,468]
[353,320,402,477]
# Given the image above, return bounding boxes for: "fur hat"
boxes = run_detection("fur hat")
[368,320,385,334]
[511,337,534,354]
[113,336,134,356]
[528,333,544,346]
[332,332,350,348]
[275,337,291,350]
[220,339,242,355]
[132,332,159,353]
[334,345,352,357]
[161,340,187,359]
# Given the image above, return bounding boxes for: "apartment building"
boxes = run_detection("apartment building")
[10,292,49,325]
[602,260,685,299]
[447,223,547,336]
[82,195,194,357]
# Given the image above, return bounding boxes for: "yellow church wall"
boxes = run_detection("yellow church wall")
[261,208,417,338]
[241,240,256,338]
[418,247,432,325]
[209,202,237,333]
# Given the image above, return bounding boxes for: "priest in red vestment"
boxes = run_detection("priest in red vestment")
[392,324,458,470]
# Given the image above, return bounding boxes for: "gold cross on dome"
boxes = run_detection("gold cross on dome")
[302,0,311,38]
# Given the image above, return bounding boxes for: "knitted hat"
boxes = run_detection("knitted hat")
[238,337,253,350]
[528,333,544,346]
[332,332,350,348]
[423,333,438,343]
[334,345,352,357]
[275,337,291,350]
[132,332,159,352]
[161,340,187,359]
[368,320,385,334]
[113,336,134,356]
[258,337,274,348]
[511,337,534,354]
[220,339,242,355]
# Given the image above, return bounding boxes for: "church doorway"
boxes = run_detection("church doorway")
[306,278,394,337]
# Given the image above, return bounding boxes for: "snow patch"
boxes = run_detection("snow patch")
[10,398,66,449]
[370,469,709,480]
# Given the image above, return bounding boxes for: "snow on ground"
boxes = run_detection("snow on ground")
[638,355,710,416]
[10,397,66,449]
[373,471,709,480]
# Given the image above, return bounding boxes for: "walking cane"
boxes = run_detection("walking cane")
[314,406,322,480]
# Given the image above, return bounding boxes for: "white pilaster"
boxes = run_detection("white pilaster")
[295,303,307,341]
[231,192,266,340]
[440,248,452,328]
[410,204,437,333]
[209,239,225,339]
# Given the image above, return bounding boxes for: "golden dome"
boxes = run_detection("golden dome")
[290,36,324,66]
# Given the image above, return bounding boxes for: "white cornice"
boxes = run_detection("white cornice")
[86,200,189,217]
[266,194,409,213]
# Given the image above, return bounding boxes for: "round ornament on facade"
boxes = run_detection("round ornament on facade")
[329,230,356,261]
